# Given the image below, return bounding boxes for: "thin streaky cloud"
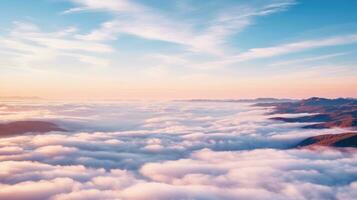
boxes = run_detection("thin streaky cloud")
[0,21,113,69]
[195,34,357,69]
[268,52,349,67]
[62,0,142,14]
[68,0,296,55]
[233,34,357,62]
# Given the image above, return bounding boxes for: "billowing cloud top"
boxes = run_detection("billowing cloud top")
[0,100,356,200]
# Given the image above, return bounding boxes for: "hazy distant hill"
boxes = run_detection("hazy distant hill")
[0,121,65,137]
[296,132,357,148]
[180,98,296,103]
[258,97,357,129]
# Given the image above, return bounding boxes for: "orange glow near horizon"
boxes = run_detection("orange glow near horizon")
[1,75,356,100]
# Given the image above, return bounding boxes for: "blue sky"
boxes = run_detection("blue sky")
[0,0,356,99]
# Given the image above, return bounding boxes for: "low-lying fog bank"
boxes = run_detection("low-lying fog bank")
[0,100,356,200]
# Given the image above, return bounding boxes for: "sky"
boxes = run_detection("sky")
[0,0,357,100]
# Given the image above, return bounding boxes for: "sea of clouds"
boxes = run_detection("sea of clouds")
[0,100,356,200]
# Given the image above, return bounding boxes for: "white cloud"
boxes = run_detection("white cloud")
[269,52,349,67]
[185,34,357,69]
[139,148,357,200]
[0,101,355,199]
[0,178,77,200]
[233,34,357,62]
[62,0,142,14]
[67,0,296,54]
[0,22,113,69]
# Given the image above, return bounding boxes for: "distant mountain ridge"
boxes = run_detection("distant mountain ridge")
[256,97,357,148]
[296,132,357,148]
[179,98,296,103]
[0,121,66,137]
[257,97,357,129]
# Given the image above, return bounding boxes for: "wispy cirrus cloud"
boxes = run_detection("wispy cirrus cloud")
[65,0,296,55]
[62,0,142,14]
[233,34,357,62]
[0,21,113,69]
[269,52,349,67]
[187,34,357,69]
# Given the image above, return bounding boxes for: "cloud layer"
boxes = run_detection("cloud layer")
[0,101,356,199]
